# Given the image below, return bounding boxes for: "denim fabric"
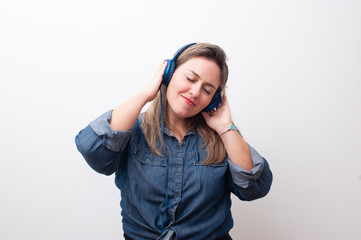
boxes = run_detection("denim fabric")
[125,233,232,240]
[75,110,273,240]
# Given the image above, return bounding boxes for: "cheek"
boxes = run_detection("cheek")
[167,79,187,98]
[200,96,212,108]
[172,80,187,92]
[166,82,177,99]
[166,84,180,106]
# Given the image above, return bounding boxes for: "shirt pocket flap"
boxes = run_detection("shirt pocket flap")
[133,144,166,167]
[193,151,228,167]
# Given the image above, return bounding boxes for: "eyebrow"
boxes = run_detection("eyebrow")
[188,70,217,89]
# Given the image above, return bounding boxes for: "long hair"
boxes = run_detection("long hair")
[142,43,229,164]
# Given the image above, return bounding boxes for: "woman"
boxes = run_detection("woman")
[75,43,273,240]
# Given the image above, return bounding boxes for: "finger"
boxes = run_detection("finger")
[219,95,229,109]
[158,60,168,74]
[152,60,168,85]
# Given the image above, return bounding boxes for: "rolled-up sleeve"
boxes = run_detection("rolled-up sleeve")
[89,110,131,152]
[75,110,131,175]
[228,144,273,200]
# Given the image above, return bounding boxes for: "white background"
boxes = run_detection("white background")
[1,0,360,239]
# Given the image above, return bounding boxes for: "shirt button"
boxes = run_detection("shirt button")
[145,159,150,164]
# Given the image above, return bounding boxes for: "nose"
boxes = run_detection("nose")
[189,83,202,98]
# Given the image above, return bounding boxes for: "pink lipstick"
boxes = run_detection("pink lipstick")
[181,95,196,106]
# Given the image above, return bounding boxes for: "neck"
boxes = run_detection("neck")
[166,110,188,142]
[168,119,187,143]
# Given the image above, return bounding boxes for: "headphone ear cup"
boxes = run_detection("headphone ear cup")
[162,43,196,86]
[162,59,176,86]
[202,91,222,112]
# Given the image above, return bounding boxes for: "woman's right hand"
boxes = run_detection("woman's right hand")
[141,60,168,102]
[110,60,168,131]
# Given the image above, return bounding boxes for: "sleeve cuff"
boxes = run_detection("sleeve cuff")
[89,110,131,152]
[228,144,265,188]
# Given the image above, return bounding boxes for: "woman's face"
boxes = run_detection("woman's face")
[166,56,221,121]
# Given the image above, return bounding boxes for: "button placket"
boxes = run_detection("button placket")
[174,155,184,201]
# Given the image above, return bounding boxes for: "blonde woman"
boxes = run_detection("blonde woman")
[75,43,273,240]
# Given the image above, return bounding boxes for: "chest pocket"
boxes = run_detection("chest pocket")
[133,143,166,167]
[190,151,229,202]
[193,161,228,167]
[193,150,228,167]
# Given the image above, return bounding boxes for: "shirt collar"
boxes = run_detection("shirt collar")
[163,125,196,138]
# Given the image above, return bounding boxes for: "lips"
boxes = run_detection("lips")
[181,95,196,106]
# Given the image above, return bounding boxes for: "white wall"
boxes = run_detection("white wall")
[1,1,360,239]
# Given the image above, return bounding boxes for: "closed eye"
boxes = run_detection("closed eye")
[187,75,213,95]
[203,87,211,95]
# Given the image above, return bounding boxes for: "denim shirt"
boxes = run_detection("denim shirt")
[75,110,273,240]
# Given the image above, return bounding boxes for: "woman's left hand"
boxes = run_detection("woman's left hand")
[201,94,233,134]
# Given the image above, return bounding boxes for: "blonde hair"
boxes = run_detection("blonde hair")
[142,43,229,164]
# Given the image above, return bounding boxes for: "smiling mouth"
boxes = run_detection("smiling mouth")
[181,95,196,106]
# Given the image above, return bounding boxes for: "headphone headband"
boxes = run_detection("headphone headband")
[172,43,196,61]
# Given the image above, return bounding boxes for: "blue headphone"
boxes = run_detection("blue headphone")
[162,43,222,112]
